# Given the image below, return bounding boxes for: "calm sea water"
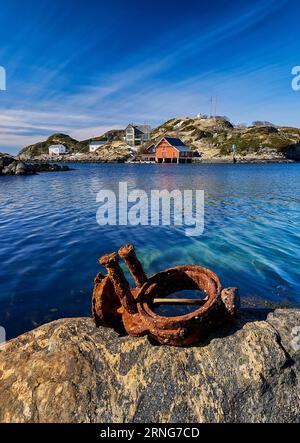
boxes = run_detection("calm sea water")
[0,163,300,339]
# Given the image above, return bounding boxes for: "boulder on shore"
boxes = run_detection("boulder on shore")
[0,309,299,423]
[0,153,72,175]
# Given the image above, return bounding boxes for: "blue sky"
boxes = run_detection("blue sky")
[0,0,300,153]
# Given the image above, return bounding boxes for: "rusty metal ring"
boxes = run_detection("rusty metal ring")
[93,244,239,346]
[136,266,222,333]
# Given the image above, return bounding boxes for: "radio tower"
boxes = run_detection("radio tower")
[209,96,218,119]
[209,96,213,118]
[214,96,218,120]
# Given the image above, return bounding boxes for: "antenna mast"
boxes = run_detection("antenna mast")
[209,96,213,118]
[214,96,218,120]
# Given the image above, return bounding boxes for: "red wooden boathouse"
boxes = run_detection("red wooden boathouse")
[141,137,192,163]
[155,137,192,163]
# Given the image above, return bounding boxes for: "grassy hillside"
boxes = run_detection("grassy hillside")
[151,117,300,160]
[19,117,300,161]
[81,129,125,147]
[20,130,125,157]
[19,133,82,158]
[92,140,133,162]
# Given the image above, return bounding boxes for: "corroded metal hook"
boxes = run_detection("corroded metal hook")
[99,252,137,315]
[118,243,147,288]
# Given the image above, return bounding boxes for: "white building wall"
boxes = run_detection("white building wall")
[89,142,106,152]
[49,145,66,155]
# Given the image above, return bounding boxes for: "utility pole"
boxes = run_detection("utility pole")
[214,96,218,120]
[209,96,213,118]
[209,96,218,119]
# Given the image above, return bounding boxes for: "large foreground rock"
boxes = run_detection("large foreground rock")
[0,309,299,423]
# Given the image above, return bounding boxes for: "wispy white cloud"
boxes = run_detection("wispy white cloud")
[0,0,294,154]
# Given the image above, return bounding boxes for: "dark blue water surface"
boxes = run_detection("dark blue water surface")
[0,163,300,339]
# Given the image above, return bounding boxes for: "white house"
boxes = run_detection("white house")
[48,144,67,155]
[89,141,107,152]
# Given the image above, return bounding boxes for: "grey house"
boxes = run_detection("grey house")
[125,124,151,147]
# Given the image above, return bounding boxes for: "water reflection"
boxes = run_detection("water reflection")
[151,289,207,317]
[0,163,299,339]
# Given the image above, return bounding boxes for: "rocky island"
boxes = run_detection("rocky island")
[0,308,299,423]
[0,153,72,176]
[18,117,300,163]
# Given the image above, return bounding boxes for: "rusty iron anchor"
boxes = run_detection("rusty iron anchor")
[92,243,240,346]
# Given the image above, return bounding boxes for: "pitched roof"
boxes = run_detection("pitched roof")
[136,125,151,133]
[164,137,186,146]
[89,140,107,145]
[145,143,155,152]
[126,124,151,134]
[161,137,191,152]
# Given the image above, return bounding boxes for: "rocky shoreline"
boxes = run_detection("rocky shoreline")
[0,308,299,423]
[0,154,72,176]
[18,153,298,165]
[18,118,300,164]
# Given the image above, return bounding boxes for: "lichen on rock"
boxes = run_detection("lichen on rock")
[0,309,299,423]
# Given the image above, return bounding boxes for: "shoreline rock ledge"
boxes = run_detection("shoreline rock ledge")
[0,153,71,175]
[0,309,299,423]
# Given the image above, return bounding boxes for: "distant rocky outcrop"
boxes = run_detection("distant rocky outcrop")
[19,133,82,159]
[20,130,126,158]
[0,309,299,423]
[35,141,135,163]
[81,129,126,148]
[151,117,300,162]
[92,140,134,162]
[0,153,71,175]
[18,117,300,162]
